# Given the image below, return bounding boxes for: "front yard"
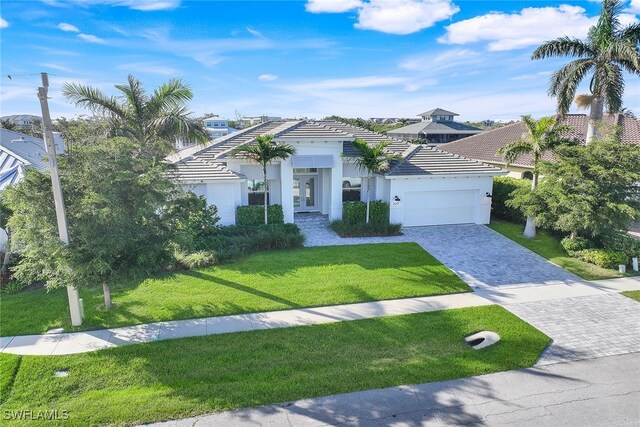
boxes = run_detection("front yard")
[489,220,633,281]
[1,243,470,336]
[0,305,550,426]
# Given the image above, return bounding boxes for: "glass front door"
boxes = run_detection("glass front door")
[293,176,317,211]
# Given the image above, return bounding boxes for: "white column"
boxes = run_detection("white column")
[280,159,294,223]
[330,158,343,220]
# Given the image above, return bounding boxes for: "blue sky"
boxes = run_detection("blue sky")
[1,0,639,121]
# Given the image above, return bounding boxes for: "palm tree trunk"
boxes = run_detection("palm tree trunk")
[1,229,11,275]
[365,174,371,224]
[263,165,268,225]
[586,96,604,144]
[103,282,112,310]
[523,172,540,239]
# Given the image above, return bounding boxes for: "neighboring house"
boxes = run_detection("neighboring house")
[387,108,483,144]
[0,114,42,132]
[167,120,506,227]
[440,114,640,179]
[370,117,420,125]
[0,129,64,191]
[238,116,282,128]
[203,116,237,139]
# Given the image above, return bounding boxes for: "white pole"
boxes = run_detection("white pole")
[37,72,83,326]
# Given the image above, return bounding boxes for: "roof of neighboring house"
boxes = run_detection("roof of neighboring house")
[0,129,50,173]
[418,108,459,117]
[440,114,640,168]
[167,119,504,182]
[387,120,483,137]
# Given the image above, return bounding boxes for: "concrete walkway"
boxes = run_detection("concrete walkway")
[146,352,640,427]
[0,292,490,355]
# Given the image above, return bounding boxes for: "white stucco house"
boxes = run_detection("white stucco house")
[166,120,507,226]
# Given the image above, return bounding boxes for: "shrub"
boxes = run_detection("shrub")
[597,232,640,257]
[203,223,304,259]
[330,220,402,237]
[492,177,530,223]
[560,236,591,253]
[342,201,390,224]
[175,251,218,269]
[574,249,628,269]
[236,205,284,225]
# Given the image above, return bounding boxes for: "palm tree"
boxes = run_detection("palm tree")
[0,119,17,131]
[498,115,572,238]
[233,135,295,224]
[343,139,401,224]
[62,75,209,159]
[531,0,640,143]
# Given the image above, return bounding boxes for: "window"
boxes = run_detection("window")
[342,177,361,202]
[248,179,269,205]
[293,168,318,174]
[522,171,534,180]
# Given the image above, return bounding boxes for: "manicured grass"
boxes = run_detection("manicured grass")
[0,305,550,426]
[1,243,470,336]
[0,353,20,403]
[621,290,640,302]
[489,220,626,281]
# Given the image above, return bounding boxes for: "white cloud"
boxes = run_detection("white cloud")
[306,0,458,34]
[78,33,106,44]
[258,74,278,82]
[0,17,8,29]
[116,62,180,76]
[246,27,263,38]
[626,0,640,14]
[356,0,459,35]
[42,0,181,11]
[439,4,639,51]
[305,0,362,13]
[58,22,80,32]
[400,48,483,72]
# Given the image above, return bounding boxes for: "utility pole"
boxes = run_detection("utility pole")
[37,72,83,326]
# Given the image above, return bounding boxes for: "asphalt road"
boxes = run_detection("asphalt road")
[149,352,640,426]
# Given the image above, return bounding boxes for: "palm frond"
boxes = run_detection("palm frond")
[148,79,193,115]
[598,63,625,113]
[232,134,295,166]
[344,139,401,174]
[498,140,532,165]
[618,22,640,46]
[62,83,127,118]
[531,37,593,60]
[548,59,594,115]
[114,75,146,120]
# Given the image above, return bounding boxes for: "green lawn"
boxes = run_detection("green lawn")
[488,220,627,281]
[621,290,640,302]
[1,243,470,337]
[0,305,550,426]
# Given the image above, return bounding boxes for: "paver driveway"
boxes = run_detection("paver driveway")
[297,215,582,289]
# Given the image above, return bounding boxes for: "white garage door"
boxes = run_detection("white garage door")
[403,190,477,226]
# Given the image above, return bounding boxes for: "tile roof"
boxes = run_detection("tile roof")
[418,108,458,117]
[440,114,640,168]
[387,120,482,137]
[167,119,504,179]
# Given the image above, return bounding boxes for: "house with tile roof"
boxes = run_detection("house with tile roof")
[440,114,640,179]
[387,108,483,144]
[0,129,64,192]
[167,119,506,226]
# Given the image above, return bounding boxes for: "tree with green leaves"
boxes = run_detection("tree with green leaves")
[498,115,572,238]
[62,75,209,160]
[233,135,295,225]
[514,129,640,240]
[343,139,401,224]
[3,137,197,309]
[532,0,640,142]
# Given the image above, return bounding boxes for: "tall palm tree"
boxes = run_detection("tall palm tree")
[62,75,209,159]
[531,0,640,143]
[343,139,401,224]
[233,135,295,225]
[498,115,572,238]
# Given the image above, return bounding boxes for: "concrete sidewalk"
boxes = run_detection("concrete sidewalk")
[146,352,640,427]
[0,292,490,355]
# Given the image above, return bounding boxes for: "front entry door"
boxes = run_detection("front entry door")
[293,176,317,211]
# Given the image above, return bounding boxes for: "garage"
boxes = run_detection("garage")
[402,189,478,226]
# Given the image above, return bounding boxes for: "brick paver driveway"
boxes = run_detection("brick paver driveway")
[297,214,582,289]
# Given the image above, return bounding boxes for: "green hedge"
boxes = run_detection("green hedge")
[492,177,530,223]
[574,249,628,269]
[342,201,390,224]
[330,221,402,238]
[236,205,284,225]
